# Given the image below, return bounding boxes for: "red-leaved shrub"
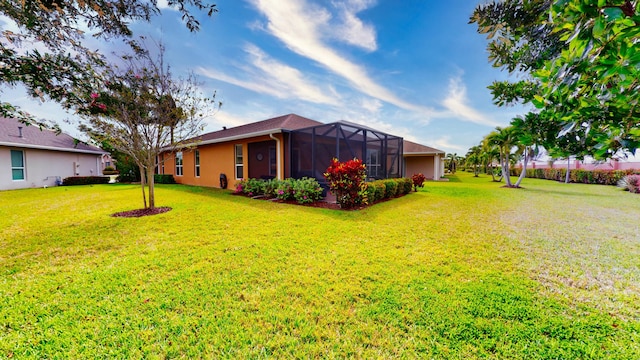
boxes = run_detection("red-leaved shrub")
[324,158,368,209]
[412,173,427,191]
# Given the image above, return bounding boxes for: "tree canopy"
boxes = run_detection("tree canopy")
[1,0,217,122]
[80,44,217,209]
[471,0,639,160]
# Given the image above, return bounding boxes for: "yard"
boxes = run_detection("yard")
[1,173,639,358]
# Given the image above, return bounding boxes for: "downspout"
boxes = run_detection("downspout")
[270,133,282,180]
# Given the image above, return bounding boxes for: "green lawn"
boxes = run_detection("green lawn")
[1,173,639,358]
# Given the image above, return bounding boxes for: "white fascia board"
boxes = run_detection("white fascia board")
[197,129,284,146]
[0,141,106,155]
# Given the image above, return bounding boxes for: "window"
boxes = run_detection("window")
[235,144,243,179]
[366,149,381,178]
[269,146,276,176]
[11,150,25,180]
[175,151,183,176]
[195,149,200,177]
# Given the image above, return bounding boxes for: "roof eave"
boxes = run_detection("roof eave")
[0,142,106,155]
[404,151,446,156]
[197,128,286,146]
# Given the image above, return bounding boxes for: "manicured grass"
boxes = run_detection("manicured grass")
[1,174,639,358]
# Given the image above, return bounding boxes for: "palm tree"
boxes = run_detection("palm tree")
[485,126,519,187]
[465,145,483,177]
[445,153,459,174]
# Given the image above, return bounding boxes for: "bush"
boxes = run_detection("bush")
[393,178,404,196]
[154,174,176,184]
[510,167,637,186]
[292,177,323,204]
[400,178,413,194]
[618,175,640,194]
[324,158,368,209]
[275,178,295,201]
[412,173,426,191]
[263,179,280,198]
[62,176,110,186]
[382,179,398,199]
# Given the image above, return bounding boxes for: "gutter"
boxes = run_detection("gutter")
[269,133,282,180]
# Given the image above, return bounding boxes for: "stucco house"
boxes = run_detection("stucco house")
[1,117,106,190]
[159,114,445,189]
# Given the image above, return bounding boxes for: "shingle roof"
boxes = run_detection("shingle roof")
[0,117,105,154]
[198,113,322,143]
[403,139,445,155]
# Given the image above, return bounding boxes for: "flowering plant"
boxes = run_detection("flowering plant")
[324,158,367,209]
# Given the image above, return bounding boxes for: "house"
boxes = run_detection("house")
[159,114,445,189]
[403,140,446,180]
[1,117,106,190]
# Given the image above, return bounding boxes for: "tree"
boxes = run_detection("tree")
[465,145,483,177]
[471,0,639,160]
[445,153,460,174]
[80,44,216,210]
[1,1,217,123]
[485,126,520,187]
[534,0,640,158]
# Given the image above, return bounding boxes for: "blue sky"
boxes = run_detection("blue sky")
[3,0,531,154]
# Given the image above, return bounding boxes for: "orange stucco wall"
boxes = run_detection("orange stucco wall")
[405,156,436,179]
[161,133,286,189]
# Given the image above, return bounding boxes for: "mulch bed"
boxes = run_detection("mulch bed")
[111,207,172,218]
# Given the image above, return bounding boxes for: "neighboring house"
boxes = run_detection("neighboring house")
[159,113,445,189]
[403,140,446,180]
[1,117,106,190]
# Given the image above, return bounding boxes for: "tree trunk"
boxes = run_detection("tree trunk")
[139,164,148,209]
[565,157,571,184]
[502,152,512,187]
[146,166,156,209]
[514,147,528,187]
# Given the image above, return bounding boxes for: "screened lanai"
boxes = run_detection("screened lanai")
[288,121,403,185]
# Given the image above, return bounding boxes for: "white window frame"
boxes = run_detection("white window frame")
[10,149,25,181]
[175,151,183,176]
[235,144,244,179]
[195,149,200,177]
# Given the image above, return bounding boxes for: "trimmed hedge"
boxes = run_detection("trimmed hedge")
[62,176,110,186]
[509,168,639,186]
[154,174,176,184]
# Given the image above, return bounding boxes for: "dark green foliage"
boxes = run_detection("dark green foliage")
[62,176,110,186]
[292,178,324,204]
[509,168,638,186]
[234,178,323,205]
[154,174,176,184]
[383,179,398,198]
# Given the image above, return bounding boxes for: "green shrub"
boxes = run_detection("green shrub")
[263,179,280,198]
[292,177,323,204]
[393,178,404,196]
[511,167,638,186]
[154,174,176,184]
[382,179,398,199]
[276,178,296,201]
[401,178,413,194]
[62,176,110,186]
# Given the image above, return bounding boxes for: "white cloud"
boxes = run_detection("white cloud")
[329,0,377,51]
[197,44,341,106]
[442,76,499,127]
[249,0,435,117]
[431,136,466,153]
